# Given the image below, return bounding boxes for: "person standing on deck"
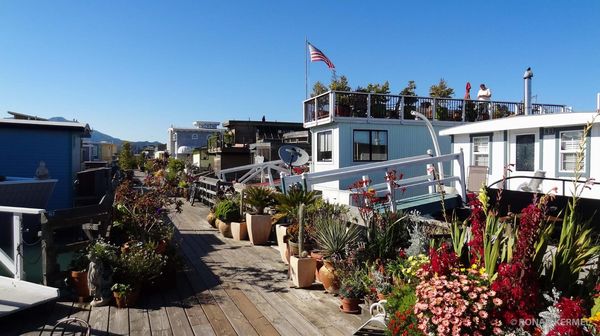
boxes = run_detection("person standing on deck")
[477,84,492,118]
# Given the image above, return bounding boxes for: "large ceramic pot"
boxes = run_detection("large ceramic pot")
[340,297,361,314]
[319,260,339,294]
[207,211,217,228]
[216,219,232,238]
[231,221,248,241]
[275,224,289,264]
[70,270,90,299]
[310,250,324,282]
[246,213,272,245]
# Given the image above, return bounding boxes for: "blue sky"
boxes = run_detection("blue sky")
[1,1,599,142]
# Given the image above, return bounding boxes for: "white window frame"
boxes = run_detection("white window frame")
[316,131,332,162]
[471,136,489,167]
[559,130,584,173]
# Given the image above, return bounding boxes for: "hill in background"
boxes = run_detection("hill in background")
[49,117,164,153]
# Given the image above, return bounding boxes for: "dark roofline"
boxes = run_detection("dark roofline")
[222,120,303,127]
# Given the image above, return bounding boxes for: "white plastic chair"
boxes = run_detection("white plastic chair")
[355,299,388,333]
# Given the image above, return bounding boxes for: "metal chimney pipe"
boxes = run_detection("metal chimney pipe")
[523,67,533,115]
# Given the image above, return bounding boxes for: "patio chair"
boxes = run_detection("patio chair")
[467,165,488,193]
[519,170,546,192]
[354,300,388,334]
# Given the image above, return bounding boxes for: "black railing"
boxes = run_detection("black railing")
[303,91,569,124]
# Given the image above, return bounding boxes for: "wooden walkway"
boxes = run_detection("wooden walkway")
[1,202,368,335]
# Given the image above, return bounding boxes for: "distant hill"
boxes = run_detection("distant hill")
[49,117,164,153]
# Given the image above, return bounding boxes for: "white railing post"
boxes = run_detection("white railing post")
[457,148,467,201]
[13,213,24,280]
[367,94,371,119]
[462,100,466,122]
[432,98,437,121]
[426,149,435,194]
[331,91,336,119]
[386,171,397,213]
[399,96,405,121]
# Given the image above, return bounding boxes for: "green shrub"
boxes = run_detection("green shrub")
[214,199,240,222]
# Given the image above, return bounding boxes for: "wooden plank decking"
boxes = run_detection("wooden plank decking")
[1,202,370,335]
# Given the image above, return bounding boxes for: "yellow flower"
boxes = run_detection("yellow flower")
[471,264,478,270]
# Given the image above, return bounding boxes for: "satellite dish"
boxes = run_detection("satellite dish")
[278,145,309,169]
[177,146,194,154]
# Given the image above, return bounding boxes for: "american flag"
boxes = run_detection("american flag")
[308,43,335,69]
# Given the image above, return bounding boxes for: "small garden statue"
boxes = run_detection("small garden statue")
[88,256,113,306]
[87,240,117,307]
[35,161,50,179]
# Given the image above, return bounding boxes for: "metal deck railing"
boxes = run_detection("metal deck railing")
[303,90,569,125]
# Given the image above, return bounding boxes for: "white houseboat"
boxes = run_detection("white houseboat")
[301,90,567,205]
[439,111,600,199]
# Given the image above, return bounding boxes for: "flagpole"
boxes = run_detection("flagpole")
[305,37,308,99]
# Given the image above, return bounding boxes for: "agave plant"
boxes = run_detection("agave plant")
[313,217,361,259]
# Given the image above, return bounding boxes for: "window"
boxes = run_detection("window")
[472,136,489,167]
[560,130,583,172]
[353,130,388,161]
[317,131,332,162]
[515,134,535,171]
[192,133,198,140]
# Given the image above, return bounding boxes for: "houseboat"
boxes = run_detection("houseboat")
[301,90,567,205]
[439,111,600,199]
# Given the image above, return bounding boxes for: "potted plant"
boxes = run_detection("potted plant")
[313,217,361,294]
[244,186,275,245]
[111,283,134,308]
[338,267,367,314]
[207,206,217,228]
[371,267,392,300]
[289,204,316,288]
[115,243,167,303]
[274,187,318,258]
[214,199,240,238]
[69,250,90,300]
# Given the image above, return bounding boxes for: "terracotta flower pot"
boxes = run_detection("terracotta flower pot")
[70,270,89,299]
[231,221,248,241]
[246,213,272,245]
[217,219,232,238]
[319,260,339,294]
[275,224,289,264]
[290,255,316,288]
[113,287,141,308]
[310,250,324,283]
[340,297,361,314]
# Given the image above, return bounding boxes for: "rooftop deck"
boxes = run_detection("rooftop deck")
[2,202,371,336]
[303,90,569,127]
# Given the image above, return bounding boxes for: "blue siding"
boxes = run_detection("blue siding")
[336,122,453,198]
[0,127,79,210]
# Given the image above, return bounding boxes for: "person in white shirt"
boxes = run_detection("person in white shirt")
[477,84,492,118]
[477,84,491,100]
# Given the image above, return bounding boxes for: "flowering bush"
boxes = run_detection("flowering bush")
[423,243,458,277]
[387,309,424,336]
[414,266,504,335]
[547,297,587,336]
[387,254,429,285]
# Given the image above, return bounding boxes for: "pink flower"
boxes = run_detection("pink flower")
[493,327,503,335]
[478,310,488,319]
[468,292,478,300]
[493,298,503,306]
